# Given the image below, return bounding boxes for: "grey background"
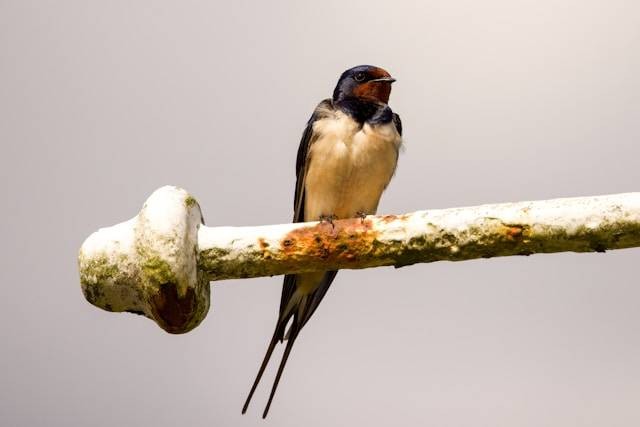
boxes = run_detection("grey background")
[2,1,639,426]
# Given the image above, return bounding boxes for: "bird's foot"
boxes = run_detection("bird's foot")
[356,211,367,224]
[319,214,337,228]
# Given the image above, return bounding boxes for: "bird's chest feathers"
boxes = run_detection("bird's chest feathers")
[304,112,401,220]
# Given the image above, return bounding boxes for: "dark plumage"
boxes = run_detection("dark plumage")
[242,65,402,418]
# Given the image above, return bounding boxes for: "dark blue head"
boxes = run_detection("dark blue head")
[332,65,396,104]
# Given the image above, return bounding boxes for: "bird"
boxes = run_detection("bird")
[242,65,403,418]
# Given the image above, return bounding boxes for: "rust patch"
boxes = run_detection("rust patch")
[379,214,400,223]
[506,226,523,239]
[280,218,378,267]
[149,283,197,334]
[505,224,530,242]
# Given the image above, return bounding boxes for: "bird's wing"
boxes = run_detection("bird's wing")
[245,102,400,418]
[393,112,402,136]
[279,99,335,319]
[292,98,334,222]
[243,99,337,417]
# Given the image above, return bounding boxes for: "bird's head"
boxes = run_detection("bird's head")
[332,65,396,105]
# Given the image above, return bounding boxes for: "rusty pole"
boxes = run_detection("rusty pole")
[78,186,640,333]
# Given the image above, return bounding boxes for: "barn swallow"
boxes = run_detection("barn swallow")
[242,65,402,418]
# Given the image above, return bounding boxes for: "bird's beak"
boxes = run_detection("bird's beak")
[370,76,396,83]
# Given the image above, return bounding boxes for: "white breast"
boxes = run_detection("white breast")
[303,110,402,221]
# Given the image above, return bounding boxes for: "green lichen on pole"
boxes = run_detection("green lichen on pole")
[197,193,640,280]
[79,186,210,334]
[79,187,640,333]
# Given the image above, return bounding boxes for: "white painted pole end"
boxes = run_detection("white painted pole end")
[78,186,210,333]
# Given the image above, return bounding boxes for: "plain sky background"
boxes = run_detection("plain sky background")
[2,1,640,426]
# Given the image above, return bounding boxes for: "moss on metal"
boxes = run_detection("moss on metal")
[184,195,197,208]
[79,187,640,334]
[140,254,177,286]
[78,252,146,315]
[197,209,640,280]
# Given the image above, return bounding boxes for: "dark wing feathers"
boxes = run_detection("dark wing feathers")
[244,100,337,417]
[279,99,334,320]
[393,112,402,136]
[246,100,401,417]
[282,105,399,328]
[293,98,334,222]
[298,270,338,329]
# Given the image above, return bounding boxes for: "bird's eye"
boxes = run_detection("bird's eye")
[354,72,366,82]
